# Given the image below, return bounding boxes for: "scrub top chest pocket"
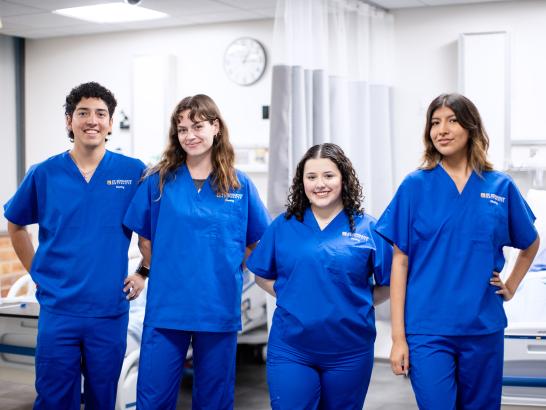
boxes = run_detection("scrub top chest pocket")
[99,178,138,228]
[480,193,507,234]
[323,238,373,288]
[212,191,245,246]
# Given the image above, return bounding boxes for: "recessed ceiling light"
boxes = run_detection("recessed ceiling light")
[53,3,168,24]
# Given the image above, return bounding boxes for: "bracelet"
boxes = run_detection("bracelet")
[136,264,150,278]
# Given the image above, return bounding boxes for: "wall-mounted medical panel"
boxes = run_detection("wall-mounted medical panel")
[458,31,509,170]
[132,55,178,165]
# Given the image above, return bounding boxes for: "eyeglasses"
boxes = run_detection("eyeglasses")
[177,121,210,138]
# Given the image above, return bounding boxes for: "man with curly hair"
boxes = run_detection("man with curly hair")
[4,82,148,409]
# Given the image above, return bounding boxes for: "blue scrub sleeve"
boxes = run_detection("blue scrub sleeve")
[3,165,39,226]
[371,228,392,286]
[123,175,154,240]
[507,180,537,250]
[246,217,279,280]
[244,177,271,246]
[374,177,412,255]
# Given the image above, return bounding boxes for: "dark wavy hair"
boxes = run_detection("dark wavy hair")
[64,82,117,142]
[145,94,239,197]
[420,93,493,174]
[286,143,363,232]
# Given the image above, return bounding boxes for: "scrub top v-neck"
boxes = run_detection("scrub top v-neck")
[123,165,270,332]
[375,165,537,335]
[3,150,146,317]
[247,209,392,355]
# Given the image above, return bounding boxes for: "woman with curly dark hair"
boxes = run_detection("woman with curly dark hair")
[123,94,270,409]
[247,143,392,410]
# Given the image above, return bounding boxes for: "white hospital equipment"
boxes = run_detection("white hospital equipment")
[0,254,268,410]
[502,188,546,406]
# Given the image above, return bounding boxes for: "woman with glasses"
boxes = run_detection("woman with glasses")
[375,93,540,409]
[247,143,391,410]
[123,94,270,409]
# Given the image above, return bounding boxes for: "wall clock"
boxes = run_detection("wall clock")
[223,37,267,86]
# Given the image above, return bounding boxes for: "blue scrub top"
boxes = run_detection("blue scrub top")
[3,150,146,317]
[247,208,392,355]
[375,165,538,336]
[123,165,271,332]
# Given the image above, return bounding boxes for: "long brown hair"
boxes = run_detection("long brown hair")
[146,94,240,196]
[285,143,363,232]
[420,93,493,174]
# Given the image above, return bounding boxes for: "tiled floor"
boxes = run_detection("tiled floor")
[0,381,36,410]
[0,347,540,410]
[0,352,415,410]
[176,345,417,409]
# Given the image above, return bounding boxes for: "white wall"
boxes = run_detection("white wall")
[392,0,546,187]
[19,1,546,210]
[0,35,18,232]
[22,19,272,205]
[24,19,273,168]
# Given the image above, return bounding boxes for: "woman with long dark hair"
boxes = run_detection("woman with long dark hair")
[247,143,391,409]
[376,93,540,409]
[123,94,270,409]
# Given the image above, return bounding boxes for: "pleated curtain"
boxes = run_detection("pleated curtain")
[267,0,395,218]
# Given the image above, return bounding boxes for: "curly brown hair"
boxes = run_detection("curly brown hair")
[285,143,364,232]
[145,94,240,197]
[420,93,493,174]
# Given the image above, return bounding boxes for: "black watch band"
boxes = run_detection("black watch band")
[136,264,150,278]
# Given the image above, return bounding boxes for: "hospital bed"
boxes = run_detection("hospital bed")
[502,188,546,407]
[0,256,268,410]
[0,274,38,378]
[0,260,146,408]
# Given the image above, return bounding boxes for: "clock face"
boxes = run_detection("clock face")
[223,38,267,86]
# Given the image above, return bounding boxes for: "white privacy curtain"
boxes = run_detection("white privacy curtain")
[267,0,395,218]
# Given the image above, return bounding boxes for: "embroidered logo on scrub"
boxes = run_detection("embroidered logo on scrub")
[480,192,506,205]
[106,179,133,190]
[216,193,243,203]
[342,232,369,242]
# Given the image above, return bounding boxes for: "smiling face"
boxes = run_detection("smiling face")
[430,105,470,160]
[66,97,112,149]
[303,157,343,212]
[177,109,219,160]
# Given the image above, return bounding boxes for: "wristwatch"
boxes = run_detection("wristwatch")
[136,264,150,278]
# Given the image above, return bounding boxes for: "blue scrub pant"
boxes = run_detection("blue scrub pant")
[136,326,238,410]
[407,331,504,410]
[33,310,128,410]
[266,338,374,410]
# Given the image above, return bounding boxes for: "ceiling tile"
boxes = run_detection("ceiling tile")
[5,0,111,9]
[252,6,277,18]
[4,12,87,28]
[372,0,512,9]
[370,0,425,8]
[137,0,239,16]
[14,23,99,38]
[215,0,278,8]
[184,9,267,25]
[420,0,511,5]
[0,0,44,16]
[0,0,516,39]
